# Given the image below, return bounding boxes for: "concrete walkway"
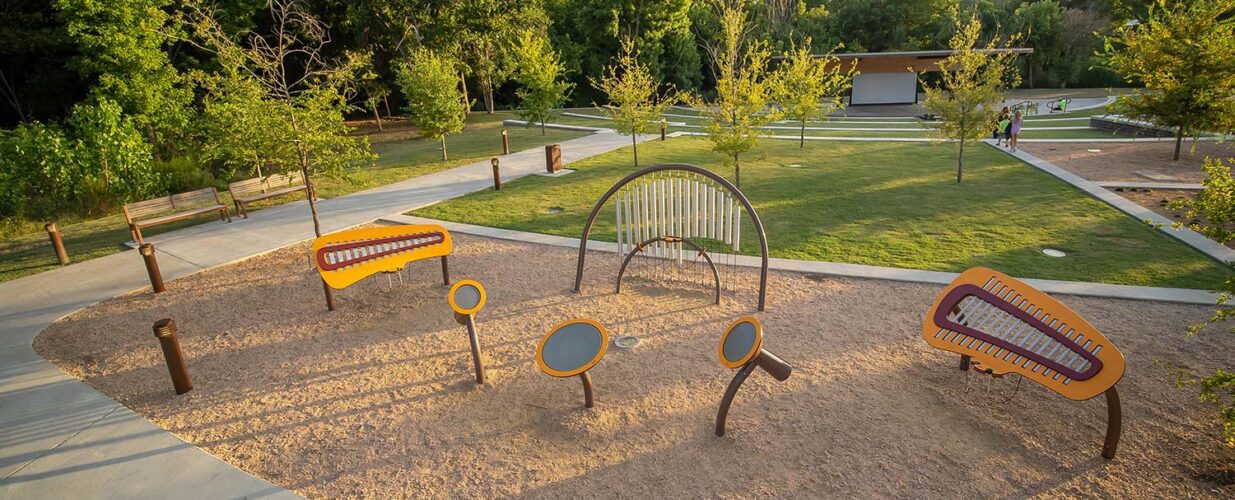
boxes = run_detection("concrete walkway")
[0,130,645,498]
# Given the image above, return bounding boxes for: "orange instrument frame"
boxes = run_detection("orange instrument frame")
[312,224,453,290]
[923,267,1125,401]
[923,267,1126,459]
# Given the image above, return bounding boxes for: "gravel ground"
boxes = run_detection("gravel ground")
[35,234,1235,498]
[1018,141,1234,183]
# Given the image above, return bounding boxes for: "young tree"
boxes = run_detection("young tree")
[67,96,158,202]
[920,16,1022,183]
[397,49,468,161]
[1104,0,1235,161]
[686,2,781,188]
[511,31,573,135]
[773,39,856,148]
[591,38,678,167]
[197,71,292,179]
[1165,157,1235,447]
[180,0,374,238]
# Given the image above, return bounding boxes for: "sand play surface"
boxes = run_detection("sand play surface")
[1019,141,1235,183]
[35,234,1235,498]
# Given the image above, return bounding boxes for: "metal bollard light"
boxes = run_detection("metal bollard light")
[491,158,501,190]
[45,222,69,265]
[139,243,166,293]
[153,319,193,394]
[501,128,510,155]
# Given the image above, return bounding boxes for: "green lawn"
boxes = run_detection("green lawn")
[0,112,585,283]
[411,137,1232,289]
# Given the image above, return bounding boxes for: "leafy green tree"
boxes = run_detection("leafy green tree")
[1014,0,1065,88]
[197,71,292,179]
[56,0,192,157]
[591,38,678,167]
[1104,0,1235,161]
[397,49,468,161]
[772,38,855,148]
[1164,157,1235,447]
[67,96,157,202]
[921,16,1022,183]
[0,122,77,217]
[181,0,374,237]
[686,1,781,188]
[822,0,956,52]
[511,31,573,135]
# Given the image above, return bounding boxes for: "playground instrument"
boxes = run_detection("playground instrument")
[312,224,452,290]
[923,267,1126,459]
[714,316,792,436]
[536,319,610,408]
[448,279,488,384]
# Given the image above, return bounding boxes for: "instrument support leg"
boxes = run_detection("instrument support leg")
[440,255,450,285]
[579,372,595,408]
[465,315,485,385]
[1102,385,1122,459]
[715,361,758,436]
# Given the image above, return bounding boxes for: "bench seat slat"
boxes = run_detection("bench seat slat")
[137,204,226,226]
[235,185,306,203]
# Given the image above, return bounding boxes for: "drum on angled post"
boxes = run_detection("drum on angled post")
[449,279,488,385]
[536,319,610,408]
[715,316,793,437]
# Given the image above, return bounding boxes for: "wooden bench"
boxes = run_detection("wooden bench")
[123,188,230,244]
[227,171,312,219]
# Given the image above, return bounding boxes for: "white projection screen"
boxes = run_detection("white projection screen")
[849,72,919,105]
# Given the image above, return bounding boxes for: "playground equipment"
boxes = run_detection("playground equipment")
[714,316,793,436]
[573,164,770,311]
[1047,97,1071,113]
[1010,100,1039,115]
[922,267,1126,459]
[448,280,488,385]
[536,319,610,408]
[312,223,453,290]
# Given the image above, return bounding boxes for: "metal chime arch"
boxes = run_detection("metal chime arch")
[572,163,770,311]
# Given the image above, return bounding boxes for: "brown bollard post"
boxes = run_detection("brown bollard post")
[491,157,501,190]
[501,128,510,155]
[153,319,192,394]
[660,121,666,141]
[545,144,562,174]
[139,243,166,293]
[45,222,69,265]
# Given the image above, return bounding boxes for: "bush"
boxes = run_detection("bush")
[153,156,218,194]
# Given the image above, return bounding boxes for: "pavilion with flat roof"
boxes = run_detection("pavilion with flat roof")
[793,48,1034,106]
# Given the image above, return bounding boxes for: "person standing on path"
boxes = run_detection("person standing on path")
[994,106,1011,145]
[1009,110,1024,151]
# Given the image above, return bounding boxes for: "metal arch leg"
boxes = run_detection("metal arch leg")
[465,315,485,385]
[715,361,758,436]
[615,236,721,305]
[1102,386,1122,459]
[579,372,595,408]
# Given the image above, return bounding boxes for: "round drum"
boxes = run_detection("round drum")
[537,319,610,377]
[448,279,486,315]
[719,316,763,369]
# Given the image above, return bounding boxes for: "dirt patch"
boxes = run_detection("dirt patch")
[1019,141,1235,182]
[34,235,1235,498]
[1114,189,1235,250]
[346,117,421,144]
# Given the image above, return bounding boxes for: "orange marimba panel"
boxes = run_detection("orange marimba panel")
[312,224,452,289]
[923,267,1125,401]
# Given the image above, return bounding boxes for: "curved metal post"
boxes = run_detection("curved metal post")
[715,361,758,436]
[615,236,720,305]
[573,164,770,311]
[1102,385,1121,459]
[465,315,485,385]
[580,372,595,408]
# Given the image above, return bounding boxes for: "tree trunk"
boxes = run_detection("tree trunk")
[632,133,639,167]
[441,136,448,161]
[372,106,383,131]
[956,140,965,184]
[459,72,470,115]
[734,152,741,188]
[800,119,806,148]
[383,96,392,118]
[1174,127,1183,161]
[484,75,495,114]
[541,120,546,135]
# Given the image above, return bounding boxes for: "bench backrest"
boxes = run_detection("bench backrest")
[123,187,220,222]
[229,171,304,198]
[922,267,1125,401]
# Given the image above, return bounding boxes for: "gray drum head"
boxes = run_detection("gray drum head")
[539,321,608,377]
[720,319,761,368]
[453,284,482,310]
